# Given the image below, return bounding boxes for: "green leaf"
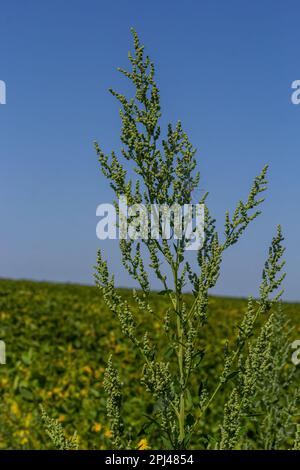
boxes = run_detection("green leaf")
[19,387,34,402]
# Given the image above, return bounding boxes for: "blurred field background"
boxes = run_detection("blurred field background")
[0,278,299,449]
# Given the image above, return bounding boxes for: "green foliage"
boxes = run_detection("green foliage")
[0,279,299,449]
[293,425,300,450]
[103,357,124,449]
[94,29,299,449]
[40,406,78,450]
[218,307,299,450]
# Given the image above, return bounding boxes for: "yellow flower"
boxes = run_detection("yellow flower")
[92,422,102,433]
[137,438,150,450]
[58,414,66,422]
[114,344,122,354]
[104,428,112,438]
[11,402,20,416]
[24,413,32,427]
[82,366,92,374]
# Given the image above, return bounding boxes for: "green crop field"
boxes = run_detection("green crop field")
[0,278,299,449]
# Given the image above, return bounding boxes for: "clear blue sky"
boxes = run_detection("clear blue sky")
[0,0,299,300]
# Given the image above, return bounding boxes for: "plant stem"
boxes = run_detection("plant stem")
[173,243,185,446]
